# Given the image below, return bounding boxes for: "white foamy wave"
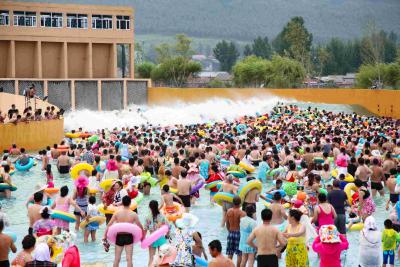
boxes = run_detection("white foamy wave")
[64,96,289,131]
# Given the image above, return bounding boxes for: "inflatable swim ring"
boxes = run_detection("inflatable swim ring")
[88,135,99,143]
[65,132,81,139]
[0,183,17,191]
[205,181,222,190]
[283,182,297,197]
[88,188,99,194]
[79,216,106,229]
[268,166,285,177]
[238,180,262,200]
[99,179,116,192]
[348,222,364,231]
[160,203,184,222]
[319,188,328,196]
[266,189,286,202]
[15,158,34,171]
[44,187,59,194]
[194,255,208,267]
[213,192,235,206]
[141,224,169,249]
[190,181,204,195]
[140,172,158,187]
[133,192,144,205]
[344,183,358,205]
[70,163,94,179]
[51,210,76,223]
[79,133,92,138]
[227,170,246,178]
[314,157,325,164]
[239,162,255,173]
[57,145,69,153]
[236,124,247,134]
[264,202,291,209]
[98,203,137,215]
[107,223,142,245]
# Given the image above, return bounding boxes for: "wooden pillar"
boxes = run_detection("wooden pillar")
[123,79,127,109]
[35,41,42,78]
[110,43,117,78]
[44,80,48,97]
[8,40,15,78]
[61,42,68,78]
[14,80,19,95]
[71,80,75,111]
[129,43,134,78]
[86,42,93,78]
[97,80,102,111]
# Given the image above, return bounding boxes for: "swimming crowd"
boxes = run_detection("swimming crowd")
[0,103,400,267]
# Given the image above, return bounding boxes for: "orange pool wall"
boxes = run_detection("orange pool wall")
[148,88,400,118]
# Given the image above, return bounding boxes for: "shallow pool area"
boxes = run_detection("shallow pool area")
[1,161,393,267]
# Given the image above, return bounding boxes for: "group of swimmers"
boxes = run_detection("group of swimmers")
[0,103,399,267]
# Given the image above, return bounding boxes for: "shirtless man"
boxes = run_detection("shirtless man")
[383,153,396,181]
[386,169,399,210]
[354,157,372,183]
[226,196,245,266]
[103,196,143,267]
[242,178,265,213]
[220,175,238,227]
[27,192,43,235]
[208,239,234,267]
[370,158,385,197]
[159,185,183,209]
[0,220,16,267]
[269,192,288,227]
[177,171,192,212]
[57,151,70,174]
[247,209,287,267]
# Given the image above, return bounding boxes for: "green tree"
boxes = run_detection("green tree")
[134,42,144,65]
[273,17,312,69]
[213,40,239,72]
[267,55,306,88]
[251,36,272,59]
[137,62,155,78]
[356,62,400,89]
[312,46,330,79]
[243,44,253,57]
[232,56,271,87]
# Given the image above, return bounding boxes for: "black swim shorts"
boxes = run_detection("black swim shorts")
[371,182,383,191]
[115,233,133,246]
[257,255,278,267]
[178,195,191,208]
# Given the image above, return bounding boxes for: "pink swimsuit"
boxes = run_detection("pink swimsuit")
[317,205,334,229]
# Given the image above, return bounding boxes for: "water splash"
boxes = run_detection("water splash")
[64,96,287,131]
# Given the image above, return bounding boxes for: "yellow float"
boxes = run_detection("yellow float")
[264,202,291,209]
[348,222,364,231]
[65,132,81,139]
[99,179,117,192]
[344,183,358,205]
[213,192,234,206]
[70,163,94,179]
[238,179,262,200]
[239,162,256,173]
[98,202,137,215]
[79,216,106,229]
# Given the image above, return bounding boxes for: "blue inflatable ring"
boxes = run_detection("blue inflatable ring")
[236,124,247,134]
[15,158,34,171]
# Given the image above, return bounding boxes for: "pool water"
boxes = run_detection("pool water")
[1,162,393,267]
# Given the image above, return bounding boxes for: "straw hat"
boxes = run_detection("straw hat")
[176,213,199,229]
[33,184,48,194]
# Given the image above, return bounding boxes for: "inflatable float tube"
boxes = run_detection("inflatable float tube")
[283,182,297,197]
[79,216,106,229]
[0,183,17,191]
[88,135,99,143]
[238,180,262,200]
[107,223,142,245]
[99,179,116,192]
[348,222,364,231]
[15,158,34,171]
[344,174,355,183]
[88,188,99,194]
[314,157,325,164]
[239,162,255,173]
[213,192,235,206]
[319,188,328,195]
[65,132,81,139]
[344,183,358,205]
[266,189,286,202]
[194,255,208,267]
[236,124,247,134]
[169,187,178,194]
[190,181,204,195]
[29,198,53,207]
[160,203,184,222]
[268,166,285,176]
[220,159,230,167]
[264,202,291,209]
[205,181,222,190]
[4,231,17,242]
[140,172,158,187]
[44,187,59,194]
[227,170,246,178]
[141,224,169,249]
[98,202,137,215]
[133,192,144,205]
[57,145,69,153]
[79,133,92,138]
[70,163,94,179]
[51,210,76,223]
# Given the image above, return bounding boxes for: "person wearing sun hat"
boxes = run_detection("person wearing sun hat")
[312,224,348,267]
[103,157,119,180]
[152,243,177,267]
[73,176,89,231]
[172,213,199,267]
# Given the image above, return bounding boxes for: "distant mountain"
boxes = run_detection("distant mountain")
[20,0,400,42]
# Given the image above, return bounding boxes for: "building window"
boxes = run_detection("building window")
[13,11,36,27]
[0,10,9,26]
[92,15,112,29]
[40,12,62,28]
[116,15,130,30]
[67,14,87,29]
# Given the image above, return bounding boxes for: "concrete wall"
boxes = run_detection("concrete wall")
[0,119,64,151]
[148,88,400,119]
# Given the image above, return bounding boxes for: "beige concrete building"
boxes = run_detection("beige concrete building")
[0,1,134,79]
[0,1,149,111]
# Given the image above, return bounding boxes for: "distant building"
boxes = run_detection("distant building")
[320,73,356,88]
[186,71,232,87]
[191,55,220,72]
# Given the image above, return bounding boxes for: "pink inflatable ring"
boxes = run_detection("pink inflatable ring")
[141,224,169,249]
[107,223,142,245]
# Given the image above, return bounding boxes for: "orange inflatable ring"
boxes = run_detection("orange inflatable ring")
[44,188,59,194]
[57,145,69,153]
[160,203,184,222]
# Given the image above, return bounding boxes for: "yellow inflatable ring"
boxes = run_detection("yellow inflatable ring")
[264,202,291,209]
[70,163,94,179]
[344,183,358,205]
[348,222,364,231]
[99,179,116,192]
[98,202,137,215]
[79,216,106,229]
[169,187,178,194]
[239,162,256,173]
[65,132,81,139]
[238,179,262,200]
[344,174,355,183]
[88,188,99,194]
[160,203,184,222]
[213,192,234,206]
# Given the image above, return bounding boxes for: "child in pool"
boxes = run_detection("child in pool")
[346,210,360,230]
[382,219,398,267]
[11,235,36,266]
[84,196,100,243]
[192,231,208,261]
[45,165,54,188]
